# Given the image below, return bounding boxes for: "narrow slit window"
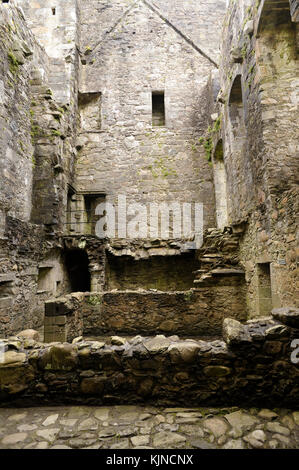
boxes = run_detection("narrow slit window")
[52,7,56,15]
[257,262,273,316]
[152,92,165,127]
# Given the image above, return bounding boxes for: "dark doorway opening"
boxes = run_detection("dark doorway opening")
[65,249,91,292]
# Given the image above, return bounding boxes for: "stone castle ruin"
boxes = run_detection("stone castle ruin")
[0,0,298,407]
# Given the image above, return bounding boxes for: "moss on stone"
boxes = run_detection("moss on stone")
[7,50,19,75]
[87,295,102,306]
[198,118,222,163]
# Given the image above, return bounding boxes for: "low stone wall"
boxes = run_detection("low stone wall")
[44,281,247,341]
[83,287,247,337]
[1,308,298,407]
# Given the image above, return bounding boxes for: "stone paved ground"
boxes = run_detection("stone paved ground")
[0,406,298,449]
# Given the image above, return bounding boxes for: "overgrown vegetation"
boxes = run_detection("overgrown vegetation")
[198,116,222,163]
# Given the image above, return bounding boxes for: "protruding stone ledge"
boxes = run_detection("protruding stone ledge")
[223,318,251,346]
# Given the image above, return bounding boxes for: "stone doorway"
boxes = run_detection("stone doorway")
[65,249,91,293]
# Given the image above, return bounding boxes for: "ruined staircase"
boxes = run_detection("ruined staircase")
[193,227,245,287]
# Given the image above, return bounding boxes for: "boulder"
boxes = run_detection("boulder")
[167,341,201,363]
[223,318,251,346]
[111,336,127,346]
[39,344,78,370]
[224,410,259,432]
[17,329,40,342]
[0,351,26,367]
[204,417,228,437]
[264,324,289,338]
[272,307,299,328]
[143,335,171,354]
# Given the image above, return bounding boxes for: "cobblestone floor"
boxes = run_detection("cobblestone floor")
[0,406,298,449]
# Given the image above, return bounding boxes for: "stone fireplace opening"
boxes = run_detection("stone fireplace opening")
[65,249,91,293]
[105,252,199,291]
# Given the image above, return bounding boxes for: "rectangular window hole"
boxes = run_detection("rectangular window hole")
[52,7,56,15]
[152,92,165,127]
[257,262,272,316]
[78,92,102,131]
[83,193,106,235]
[37,267,53,292]
[0,280,14,298]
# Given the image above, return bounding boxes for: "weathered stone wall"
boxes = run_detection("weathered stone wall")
[15,0,80,231]
[1,308,298,407]
[0,1,82,336]
[44,275,247,340]
[0,0,297,343]
[75,0,227,234]
[0,1,48,221]
[105,252,199,291]
[0,217,72,338]
[16,0,80,107]
[219,0,299,317]
[82,286,247,337]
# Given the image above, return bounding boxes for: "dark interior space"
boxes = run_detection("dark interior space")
[65,249,91,292]
[152,91,165,126]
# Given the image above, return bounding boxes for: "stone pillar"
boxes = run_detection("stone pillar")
[89,264,105,293]
[44,294,84,343]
